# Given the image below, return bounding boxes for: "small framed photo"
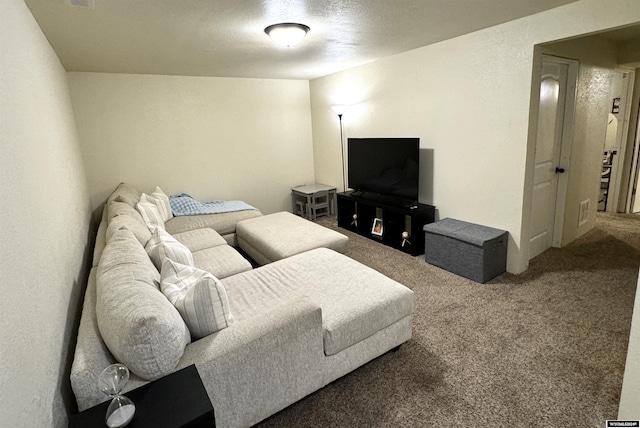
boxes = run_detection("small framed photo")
[612,97,620,114]
[371,218,383,236]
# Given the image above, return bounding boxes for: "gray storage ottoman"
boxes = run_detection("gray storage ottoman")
[423,218,507,283]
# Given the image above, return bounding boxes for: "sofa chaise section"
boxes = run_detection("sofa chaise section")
[223,248,414,357]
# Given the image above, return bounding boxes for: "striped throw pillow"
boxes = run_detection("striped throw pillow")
[145,227,194,271]
[136,200,165,230]
[144,187,173,222]
[160,259,234,339]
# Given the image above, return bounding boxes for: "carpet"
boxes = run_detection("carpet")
[257,213,640,427]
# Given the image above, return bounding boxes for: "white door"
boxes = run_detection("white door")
[529,59,570,260]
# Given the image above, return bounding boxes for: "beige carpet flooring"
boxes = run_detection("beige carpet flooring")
[257,212,640,428]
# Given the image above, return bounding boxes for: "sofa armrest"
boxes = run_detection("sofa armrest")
[177,298,325,428]
[70,269,116,410]
[70,268,149,411]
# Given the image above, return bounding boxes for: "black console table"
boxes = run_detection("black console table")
[337,191,435,256]
[68,365,214,428]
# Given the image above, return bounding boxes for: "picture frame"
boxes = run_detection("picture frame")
[612,97,620,114]
[371,218,383,236]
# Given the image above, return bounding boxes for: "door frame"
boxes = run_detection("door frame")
[528,54,579,259]
[627,102,640,212]
[606,68,635,213]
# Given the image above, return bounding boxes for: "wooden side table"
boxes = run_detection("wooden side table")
[68,365,214,428]
[291,183,337,220]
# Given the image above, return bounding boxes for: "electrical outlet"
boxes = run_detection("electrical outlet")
[578,200,590,226]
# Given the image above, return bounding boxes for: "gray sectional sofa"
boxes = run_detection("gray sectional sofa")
[71,183,415,427]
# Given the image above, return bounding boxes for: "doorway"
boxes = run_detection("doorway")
[599,69,635,213]
[528,55,578,261]
[628,104,640,213]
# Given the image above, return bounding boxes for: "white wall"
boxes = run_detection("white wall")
[310,0,640,274]
[68,73,315,215]
[618,269,640,419]
[0,1,92,427]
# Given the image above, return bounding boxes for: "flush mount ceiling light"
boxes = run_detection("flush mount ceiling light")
[264,23,310,48]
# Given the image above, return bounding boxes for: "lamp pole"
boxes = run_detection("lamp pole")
[331,105,348,193]
[338,113,346,193]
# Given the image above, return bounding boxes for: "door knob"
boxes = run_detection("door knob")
[555,167,565,173]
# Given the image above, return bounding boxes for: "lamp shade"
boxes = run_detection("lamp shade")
[331,105,347,116]
[265,23,310,47]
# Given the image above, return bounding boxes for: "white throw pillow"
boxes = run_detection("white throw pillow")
[136,199,165,230]
[143,186,173,222]
[145,227,194,270]
[160,259,234,339]
[154,187,173,221]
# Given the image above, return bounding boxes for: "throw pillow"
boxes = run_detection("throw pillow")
[136,199,165,230]
[160,259,234,339]
[151,186,173,222]
[96,228,190,380]
[145,227,194,270]
[139,187,173,223]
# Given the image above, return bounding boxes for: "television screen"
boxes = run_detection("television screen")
[348,137,420,202]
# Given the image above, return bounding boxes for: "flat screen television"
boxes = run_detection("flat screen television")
[348,137,420,204]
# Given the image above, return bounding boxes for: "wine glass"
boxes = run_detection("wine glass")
[98,363,136,428]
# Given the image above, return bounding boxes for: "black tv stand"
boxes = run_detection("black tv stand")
[337,191,435,256]
[403,201,419,210]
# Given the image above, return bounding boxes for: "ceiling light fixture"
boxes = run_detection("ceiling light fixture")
[264,23,310,48]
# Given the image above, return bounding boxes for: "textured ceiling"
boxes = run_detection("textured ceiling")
[25,0,580,80]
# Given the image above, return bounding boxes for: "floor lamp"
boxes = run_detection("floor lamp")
[331,105,347,192]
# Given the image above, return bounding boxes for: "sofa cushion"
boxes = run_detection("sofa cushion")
[160,259,234,339]
[145,227,194,271]
[106,201,151,245]
[108,201,145,223]
[164,209,263,237]
[106,213,152,246]
[172,228,227,252]
[192,245,253,279]
[96,228,190,380]
[107,182,141,208]
[222,248,414,356]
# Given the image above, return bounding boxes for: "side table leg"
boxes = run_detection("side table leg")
[305,195,312,220]
[291,191,296,214]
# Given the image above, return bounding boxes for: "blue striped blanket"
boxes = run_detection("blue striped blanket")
[169,193,257,216]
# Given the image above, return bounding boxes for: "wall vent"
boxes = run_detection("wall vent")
[65,0,95,8]
[578,200,590,226]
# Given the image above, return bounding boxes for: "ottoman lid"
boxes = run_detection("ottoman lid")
[423,218,506,247]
